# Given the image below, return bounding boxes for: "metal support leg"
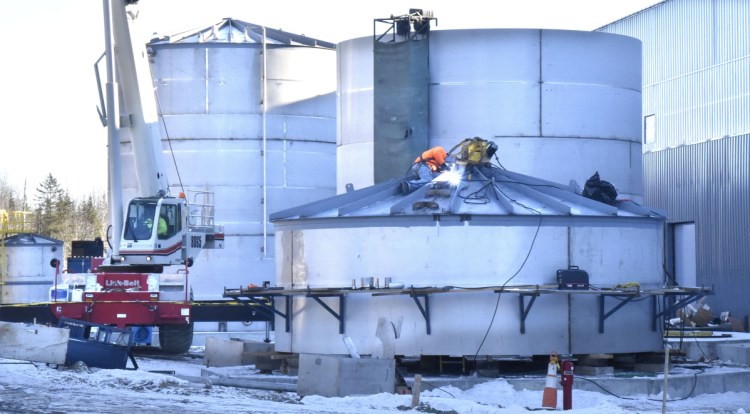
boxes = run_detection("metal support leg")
[518,294,538,334]
[599,295,634,334]
[411,293,431,335]
[309,295,345,334]
[235,295,290,332]
[655,294,704,321]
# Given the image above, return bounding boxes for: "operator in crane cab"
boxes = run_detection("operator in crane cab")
[145,214,168,238]
[401,146,452,194]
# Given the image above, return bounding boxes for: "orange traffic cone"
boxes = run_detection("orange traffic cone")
[542,352,559,409]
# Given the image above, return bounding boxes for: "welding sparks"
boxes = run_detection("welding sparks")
[437,165,463,186]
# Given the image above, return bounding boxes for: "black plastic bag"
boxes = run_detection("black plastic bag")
[582,171,618,205]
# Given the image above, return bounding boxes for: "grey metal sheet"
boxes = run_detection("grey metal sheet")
[541,30,642,91]
[429,29,540,83]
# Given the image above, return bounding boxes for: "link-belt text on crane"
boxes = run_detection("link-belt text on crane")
[105,279,141,288]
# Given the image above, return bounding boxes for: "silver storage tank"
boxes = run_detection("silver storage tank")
[271,168,666,357]
[1,234,62,304]
[338,29,643,201]
[119,19,337,299]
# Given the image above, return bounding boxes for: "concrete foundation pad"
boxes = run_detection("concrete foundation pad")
[297,354,395,397]
[0,322,69,364]
[668,332,750,362]
[204,337,244,367]
[576,366,614,376]
[418,367,750,398]
[717,343,750,366]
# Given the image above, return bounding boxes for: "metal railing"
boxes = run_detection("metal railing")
[186,190,215,229]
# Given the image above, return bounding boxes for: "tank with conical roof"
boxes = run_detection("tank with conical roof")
[266,23,668,358]
[118,19,337,301]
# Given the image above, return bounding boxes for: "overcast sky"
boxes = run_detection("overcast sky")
[0,0,662,199]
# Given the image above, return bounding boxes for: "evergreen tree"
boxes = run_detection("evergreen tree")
[34,173,63,235]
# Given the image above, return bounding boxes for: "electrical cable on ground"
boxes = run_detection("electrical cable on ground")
[577,369,701,403]
[419,380,456,398]
[470,208,543,375]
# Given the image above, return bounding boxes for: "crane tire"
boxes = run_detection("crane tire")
[158,322,194,354]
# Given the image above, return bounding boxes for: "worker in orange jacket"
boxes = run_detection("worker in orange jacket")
[402,146,451,193]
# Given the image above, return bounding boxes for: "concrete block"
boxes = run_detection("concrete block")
[0,322,69,364]
[717,343,750,366]
[633,362,672,373]
[204,337,244,367]
[576,365,614,376]
[298,354,395,397]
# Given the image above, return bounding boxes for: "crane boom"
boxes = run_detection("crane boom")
[102,0,223,269]
[110,0,169,198]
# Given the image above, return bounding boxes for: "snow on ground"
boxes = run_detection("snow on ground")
[1,352,748,414]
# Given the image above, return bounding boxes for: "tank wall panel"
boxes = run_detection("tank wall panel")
[339,90,374,146]
[570,295,660,354]
[336,142,374,193]
[541,84,641,140]
[276,223,662,289]
[151,47,208,114]
[207,48,261,113]
[158,113,335,141]
[277,226,569,288]
[429,83,540,138]
[541,30,642,90]
[429,30,540,83]
[274,290,661,356]
[569,226,663,284]
[2,284,52,304]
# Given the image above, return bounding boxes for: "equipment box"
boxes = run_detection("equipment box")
[557,266,589,290]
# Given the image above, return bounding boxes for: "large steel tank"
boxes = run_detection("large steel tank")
[338,29,643,201]
[271,168,666,356]
[1,234,62,304]
[119,19,337,299]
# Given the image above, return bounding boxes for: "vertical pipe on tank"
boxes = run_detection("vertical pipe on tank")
[261,27,268,259]
[104,0,122,259]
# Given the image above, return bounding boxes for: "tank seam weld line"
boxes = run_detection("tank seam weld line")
[491,136,640,144]
[429,81,640,93]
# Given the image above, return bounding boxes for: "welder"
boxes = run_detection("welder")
[401,146,451,194]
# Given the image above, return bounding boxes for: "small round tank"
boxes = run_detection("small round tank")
[1,234,62,304]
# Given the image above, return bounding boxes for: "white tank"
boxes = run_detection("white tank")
[1,234,62,304]
[338,29,643,201]
[265,28,656,357]
[119,19,337,299]
[271,168,666,357]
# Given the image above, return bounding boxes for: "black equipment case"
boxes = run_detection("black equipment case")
[557,266,590,290]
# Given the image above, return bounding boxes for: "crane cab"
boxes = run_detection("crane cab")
[120,197,186,266]
[116,191,223,269]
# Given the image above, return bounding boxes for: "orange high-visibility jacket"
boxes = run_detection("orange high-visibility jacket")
[414,146,447,172]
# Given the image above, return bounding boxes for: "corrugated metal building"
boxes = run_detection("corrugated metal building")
[598,0,750,321]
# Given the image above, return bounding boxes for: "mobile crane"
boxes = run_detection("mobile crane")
[45,0,224,353]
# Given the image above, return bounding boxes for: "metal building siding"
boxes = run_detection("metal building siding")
[600,0,750,151]
[643,135,750,316]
